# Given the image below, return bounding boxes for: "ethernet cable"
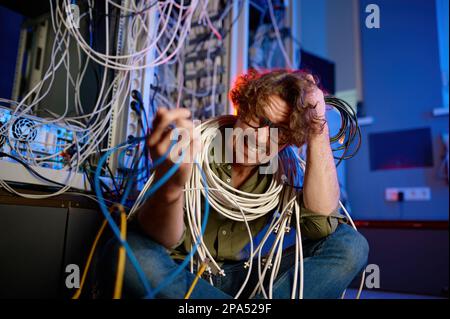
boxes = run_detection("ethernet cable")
[94,136,153,296]
[146,161,211,299]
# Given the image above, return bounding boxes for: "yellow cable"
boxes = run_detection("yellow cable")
[184,260,209,299]
[113,205,127,299]
[72,218,108,299]
[72,204,127,299]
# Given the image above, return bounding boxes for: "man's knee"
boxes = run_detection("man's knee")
[97,228,174,298]
[125,229,170,262]
[332,224,369,275]
[106,228,169,267]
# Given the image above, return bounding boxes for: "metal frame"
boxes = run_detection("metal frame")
[228,0,250,115]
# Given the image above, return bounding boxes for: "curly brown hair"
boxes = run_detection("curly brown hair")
[229,69,325,147]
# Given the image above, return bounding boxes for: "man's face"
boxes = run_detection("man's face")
[231,95,291,166]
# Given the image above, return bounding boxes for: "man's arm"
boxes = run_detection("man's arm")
[302,81,340,216]
[137,185,185,249]
[137,107,198,249]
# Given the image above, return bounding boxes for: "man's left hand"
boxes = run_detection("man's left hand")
[305,74,327,119]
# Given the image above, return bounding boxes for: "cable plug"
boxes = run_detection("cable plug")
[274,224,280,234]
[130,100,142,115]
[131,89,144,105]
[127,135,136,144]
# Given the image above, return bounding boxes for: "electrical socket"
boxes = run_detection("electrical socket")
[385,187,431,202]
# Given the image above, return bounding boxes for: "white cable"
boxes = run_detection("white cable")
[131,117,302,299]
[339,200,366,299]
[266,0,293,68]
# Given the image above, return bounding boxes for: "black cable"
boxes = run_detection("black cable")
[131,101,147,133]
[131,90,149,132]
[324,96,362,166]
[105,161,120,196]
[85,157,119,200]
[0,151,67,187]
[82,163,96,191]
[149,72,160,123]
[118,142,145,201]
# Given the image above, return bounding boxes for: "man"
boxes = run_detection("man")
[100,69,369,299]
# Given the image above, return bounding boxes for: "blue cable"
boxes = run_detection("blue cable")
[146,161,210,299]
[94,138,153,296]
[151,136,177,168]
[89,22,93,48]
[120,136,177,205]
[95,129,195,298]
[142,156,184,202]
[120,146,143,206]
[141,129,181,201]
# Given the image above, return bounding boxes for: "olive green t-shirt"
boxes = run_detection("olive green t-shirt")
[171,157,346,263]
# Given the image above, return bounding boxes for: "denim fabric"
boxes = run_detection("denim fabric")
[98,223,369,299]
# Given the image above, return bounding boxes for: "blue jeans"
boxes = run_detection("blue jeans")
[98,223,369,299]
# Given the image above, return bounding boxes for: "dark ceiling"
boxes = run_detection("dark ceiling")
[0,0,52,18]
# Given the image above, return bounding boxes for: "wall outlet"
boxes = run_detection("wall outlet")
[385,187,431,202]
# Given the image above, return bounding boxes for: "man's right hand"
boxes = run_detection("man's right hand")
[147,107,200,201]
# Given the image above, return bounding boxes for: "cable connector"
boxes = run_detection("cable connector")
[130,100,142,115]
[262,258,273,269]
[131,89,144,105]
[127,135,136,144]
[201,257,210,271]
[274,224,280,234]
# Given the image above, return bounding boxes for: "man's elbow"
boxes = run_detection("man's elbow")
[304,203,339,216]
[310,191,340,216]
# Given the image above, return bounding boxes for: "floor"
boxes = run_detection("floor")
[344,288,445,299]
